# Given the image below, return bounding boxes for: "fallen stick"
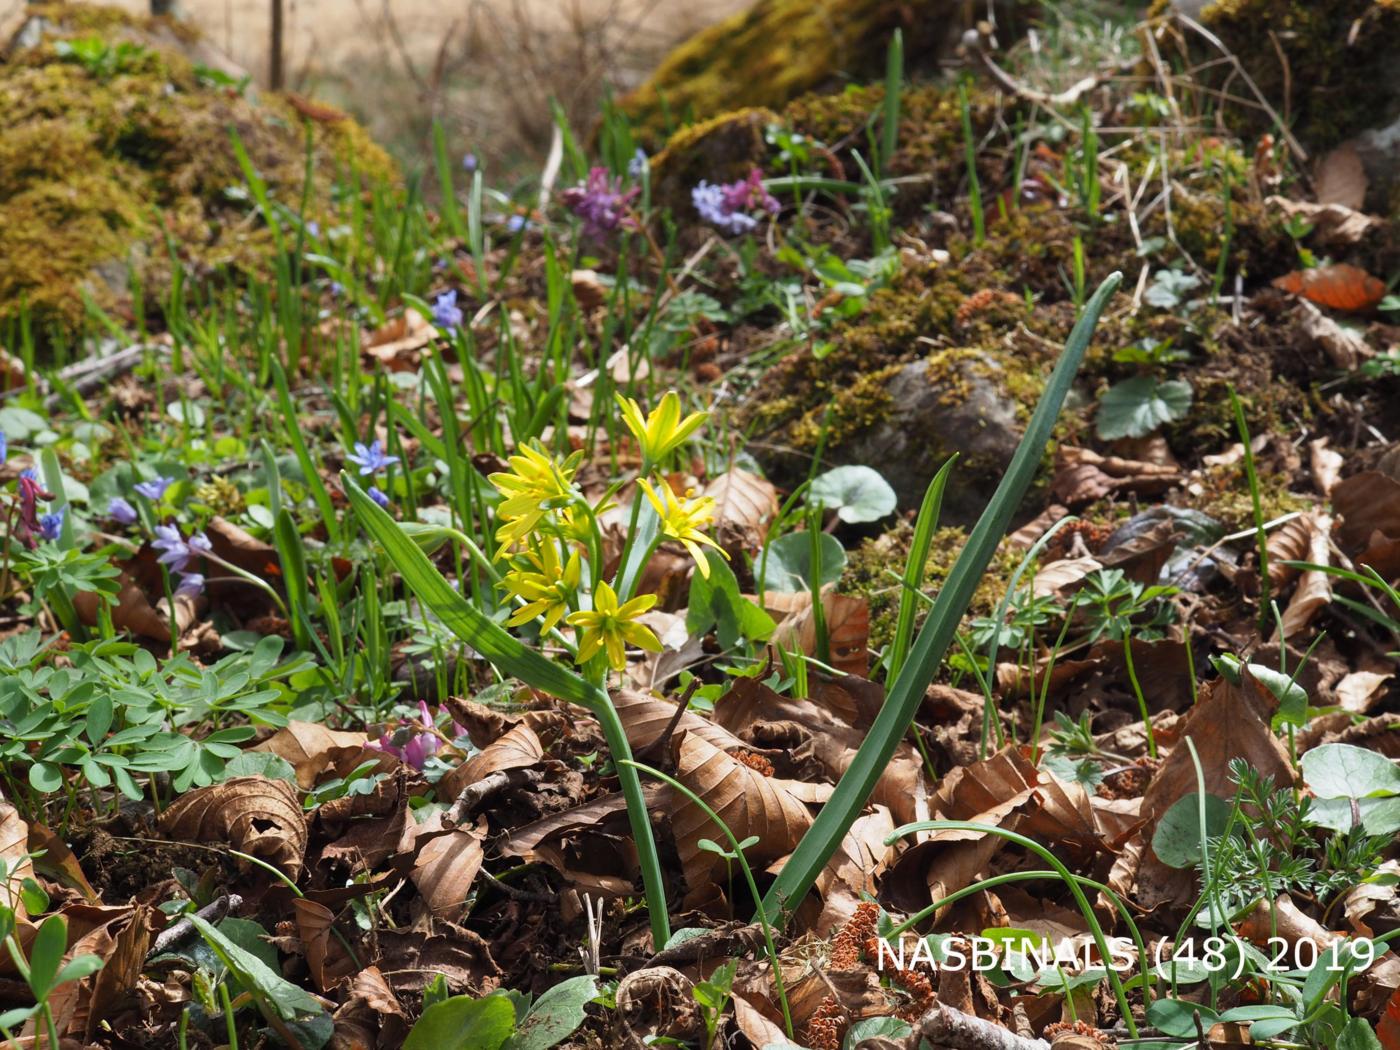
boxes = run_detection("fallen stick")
[149,892,241,955]
[915,1002,1050,1050]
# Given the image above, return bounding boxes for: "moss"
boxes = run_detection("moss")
[621,0,964,144]
[841,521,1020,651]
[1198,0,1400,150]
[0,4,397,342]
[651,107,780,217]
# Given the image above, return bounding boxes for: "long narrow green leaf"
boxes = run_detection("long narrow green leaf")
[760,272,1122,926]
[880,29,903,172]
[271,360,340,544]
[342,474,599,707]
[887,456,954,682]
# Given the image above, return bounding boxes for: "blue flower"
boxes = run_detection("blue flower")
[432,290,463,330]
[628,147,648,180]
[346,439,400,476]
[38,507,64,542]
[174,572,205,599]
[506,214,527,234]
[462,152,478,172]
[692,168,779,235]
[134,476,174,502]
[108,497,138,524]
[329,280,345,298]
[19,468,37,482]
[153,525,211,572]
[368,486,390,509]
[0,431,7,465]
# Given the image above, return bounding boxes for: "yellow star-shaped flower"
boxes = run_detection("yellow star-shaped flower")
[488,444,583,555]
[615,391,707,466]
[637,477,727,577]
[566,580,661,671]
[499,542,582,633]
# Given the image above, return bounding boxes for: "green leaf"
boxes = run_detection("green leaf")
[506,974,599,1050]
[687,551,775,648]
[758,531,845,593]
[187,916,325,1022]
[403,994,515,1050]
[1309,796,1400,837]
[845,1015,912,1048]
[222,751,298,785]
[888,460,952,682]
[343,474,601,710]
[54,953,104,986]
[808,465,897,523]
[26,915,68,1001]
[1301,743,1400,799]
[1096,376,1192,440]
[1147,997,1218,1036]
[1151,792,1232,868]
[759,272,1121,928]
[1338,1016,1383,1050]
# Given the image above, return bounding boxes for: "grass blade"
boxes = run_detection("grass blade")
[887,457,954,682]
[760,272,1122,926]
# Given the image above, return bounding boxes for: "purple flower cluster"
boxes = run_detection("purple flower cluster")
[432,290,463,330]
[153,525,211,572]
[692,168,780,235]
[16,470,53,549]
[561,167,639,240]
[369,700,467,771]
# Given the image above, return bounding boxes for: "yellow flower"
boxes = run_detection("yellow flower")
[636,477,727,578]
[499,542,582,633]
[615,391,707,465]
[488,444,583,555]
[566,580,661,671]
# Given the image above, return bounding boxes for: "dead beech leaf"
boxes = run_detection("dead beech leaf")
[1268,196,1379,247]
[406,811,485,919]
[1272,263,1386,312]
[1140,670,1293,828]
[1050,446,1178,505]
[1332,471,1400,551]
[768,587,870,676]
[1032,556,1101,598]
[252,721,391,790]
[29,823,99,902]
[669,731,814,908]
[615,687,769,760]
[293,898,358,991]
[1298,300,1373,369]
[1275,514,1332,639]
[1314,143,1368,210]
[1310,438,1344,497]
[332,966,409,1050]
[1,798,34,921]
[159,776,308,879]
[364,309,434,367]
[81,905,161,1041]
[436,722,543,800]
[74,569,197,642]
[702,469,779,554]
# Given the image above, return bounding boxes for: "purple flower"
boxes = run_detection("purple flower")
[153,525,211,572]
[462,152,478,172]
[329,280,345,298]
[108,497,138,524]
[134,476,174,502]
[305,220,320,238]
[16,471,52,548]
[38,507,64,542]
[506,213,527,234]
[628,148,648,180]
[432,290,463,330]
[368,701,440,770]
[174,572,205,599]
[561,167,639,240]
[0,431,7,465]
[368,486,390,509]
[346,439,400,476]
[693,168,779,235]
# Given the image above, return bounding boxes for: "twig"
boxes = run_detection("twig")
[149,893,242,955]
[645,922,768,967]
[443,767,542,826]
[915,1002,1051,1050]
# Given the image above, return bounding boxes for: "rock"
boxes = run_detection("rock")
[621,0,988,144]
[0,3,396,344]
[837,354,1024,520]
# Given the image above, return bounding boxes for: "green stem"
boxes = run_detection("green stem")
[597,694,672,949]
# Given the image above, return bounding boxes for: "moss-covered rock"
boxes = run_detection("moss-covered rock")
[621,0,985,145]
[1193,0,1400,153]
[0,3,396,343]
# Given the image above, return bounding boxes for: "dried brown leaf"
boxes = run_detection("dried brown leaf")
[253,721,392,790]
[437,722,543,800]
[159,776,307,879]
[293,898,358,992]
[406,811,485,919]
[702,469,779,554]
[769,587,870,677]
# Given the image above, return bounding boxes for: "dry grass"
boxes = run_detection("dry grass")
[101,0,748,174]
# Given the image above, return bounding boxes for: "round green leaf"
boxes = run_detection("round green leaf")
[758,532,846,593]
[1301,743,1400,800]
[507,974,599,1050]
[1152,792,1232,868]
[809,465,897,523]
